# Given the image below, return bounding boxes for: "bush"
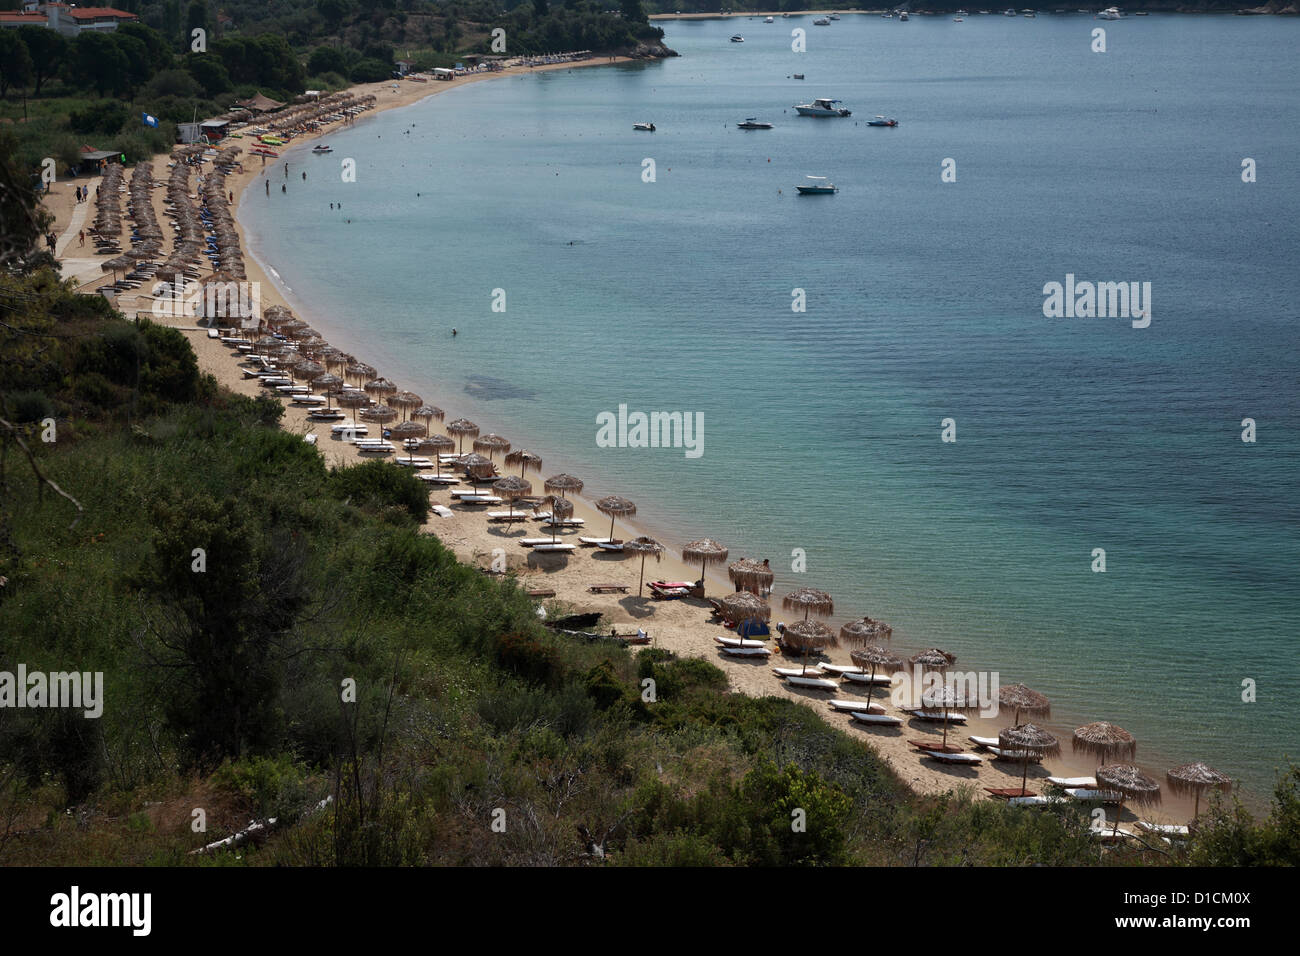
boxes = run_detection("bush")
[212,754,311,822]
[68,101,131,136]
[494,631,562,686]
[583,659,625,710]
[350,58,393,83]
[328,459,429,522]
[6,390,54,424]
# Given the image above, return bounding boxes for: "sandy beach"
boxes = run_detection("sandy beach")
[48,59,1201,827]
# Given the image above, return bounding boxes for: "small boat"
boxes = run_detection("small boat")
[1097,6,1121,18]
[795,97,851,117]
[795,175,837,195]
[954,16,964,21]
[730,34,744,42]
[813,17,830,26]
[782,12,790,17]
[956,8,969,14]
[633,122,656,131]
[867,116,899,127]
[829,12,841,19]
[792,73,805,80]
[737,117,773,129]
[311,144,333,154]
[764,15,774,22]
[1004,7,1017,14]
[1023,8,1037,16]
[899,11,909,19]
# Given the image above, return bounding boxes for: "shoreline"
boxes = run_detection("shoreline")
[50,61,1217,824]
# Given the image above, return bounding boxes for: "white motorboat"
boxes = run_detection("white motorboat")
[764,15,774,22]
[794,97,851,117]
[730,34,744,42]
[737,117,774,129]
[633,122,655,132]
[795,175,837,195]
[899,11,909,19]
[813,17,830,25]
[1097,6,1121,18]
[829,12,840,19]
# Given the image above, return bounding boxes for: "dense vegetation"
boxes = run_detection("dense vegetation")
[0,0,666,176]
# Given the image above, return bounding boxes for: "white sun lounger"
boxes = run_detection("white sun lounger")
[773,667,821,677]
[430,505,453,518]
[986,746,1043,762]
[968,735,1000,749]
[275,385,310,394]
[1007,795,1064,808]
[532,543,575,553]
[840,671,893,686]
[1046,776,1096,789]
[907,710,968,723]
[720,645,771,657]
[1135,821,1190,838]
[1067,788,1123,803]
[519,538,556,547]
[290,395,327,405]
[487,511,530,521]
[1090,826,1136,842]
[784,675,839,691]
[595,541,623,551]
[456,496,502,505]
[714,635,765,648]
[851,712,902,727]
[828,699,884,713]
[577,536,614,546]
[418,475,459,484]
[924,751,981,765]
[394,458,434,468]
[543,518,585,528]
[331,424,367,436]
[357,445,394,455]
[818,663,866,676]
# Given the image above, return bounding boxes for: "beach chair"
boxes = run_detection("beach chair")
[1135,821,1190,839]
[783,675,838,691]
[714,635,765,648]
[587,584,629,594]
[1045,776,1096,789]
[1007,795,1061,808]
[430,505,453,518]
[924,751,982,765]
[487,511,530,521]
[594,540,623,551]
[850,712,902,727]
[828,699,884,714]
[518,538,555,547]
[968,735,1000,750]
[1065,788,1123,804]
[840,671,893,686]
[986,746,1043,763]
[906,710,968,724]
[577,537,615,547]
[984,787,1035,799]
[773,666,821,678]
[818,663,867,677]
[532,543,575,553]
[719,645,771,658]
[526,588,556,598]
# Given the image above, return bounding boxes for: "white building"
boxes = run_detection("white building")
[5,4,139,36]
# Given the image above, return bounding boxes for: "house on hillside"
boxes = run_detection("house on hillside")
[9,4,139,36]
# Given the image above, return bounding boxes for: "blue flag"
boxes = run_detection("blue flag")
[142,113,158,128]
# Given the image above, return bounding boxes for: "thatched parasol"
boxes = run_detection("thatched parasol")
[623,536,664,596]
[594,495,636,542]
[390,419,426,461]
[293,359,326,382]
[718,591,771,627]
[446,418,480,454]
[390,390,424,420]
[460,453,496,483]
[473,433,511,460]
[999,723,1061,796]
[782,587,834,621]
[728,558,774,596]
[781,618,836,675]
[336,389,369,424]
[1096,764,1161,835]
[363,377,398,401]
[313,373,343,407]
[360,405,397,430]
[999,683,1051,725]
[417,434,456,478]
[492,475,532,520]
[344,362,376,384]
[543,473,584,498]
[1072,721,1136,766]
[681,539,728,598]
[907,648,956,712]
[506,449,543,477]
[1166,762,1234,820]
[534,495,574,544]
[413,404,445,425]
[839,616,892,645]
[849,644,904,713]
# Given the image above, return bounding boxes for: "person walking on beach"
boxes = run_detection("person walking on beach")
[78,229,85,247]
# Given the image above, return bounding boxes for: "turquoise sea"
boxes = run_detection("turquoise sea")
[241,13,1300,807]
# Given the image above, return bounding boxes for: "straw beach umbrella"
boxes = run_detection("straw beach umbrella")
[839,616,892,645]
[473,433,511,460]
[999,683,1051,725]
[390,420,426,462]
[506,449,543,477]
[364,377,398,402]
[360,405,397,437]
[413,405,445,426]
[418,434,456,478]
[623,536,664,596]
[313,373,343,407]
[446,418,480,454]
[1166,762,1234,821]
[345,362,376,385]
[782,618,836,675]
[782,586,834,622]
[719,592,770,635]
[492,475,532,520]
[460,453,496,484]
[728,558,774,596]
[336,389,368,424]
[594,495,636,543]
[997,723,1060,796]
[908,648,956,713]
[849,645,904,714]
[682,539,728,597]
[1073,721,1137,766]
[534,495,574,544]
[1096,764,1161,835]
[390,390,423,421]
[544,473,584,498]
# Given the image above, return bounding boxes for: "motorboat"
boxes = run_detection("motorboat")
[1097,6,1121,18]
[795,97,851,117]
[764,15,774,22]
[867,115,899,127]
[792,73,805,79]
[730,34,744,42]
[956,8,969,14]
[1004,7,1017,13]
[813,17,830,25]
[311,144,333,154]
[1023,8,1037,15]
[795,176,837,195]
[633,122,656,131]
[829,12,841,18]
[899,11,909,19]
[737,117,774,129]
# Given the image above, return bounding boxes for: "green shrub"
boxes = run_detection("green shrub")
[213,754,311,822]
[6,390,54,424]
[494,631,561,686]
[583,659,625,710]
[328,459,429,522]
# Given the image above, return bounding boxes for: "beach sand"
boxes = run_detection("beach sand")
[48,61,1200,828]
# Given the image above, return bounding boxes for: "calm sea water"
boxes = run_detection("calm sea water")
[242,14,1300,806]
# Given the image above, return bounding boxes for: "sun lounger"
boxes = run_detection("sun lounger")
[714,635,766,648]
[719,645,771,657]
[588,584,629,594]
[1090,826,1136,843]
[1066,788,1123,804]
[968,735,1000,750]
[417,475,459,484]
[595,540,623,551]
[487,511,530,521]
[578,537,615,546]
[1135,821,1190,838]
[773,667,824,679]
[924,751,982,765]
[783,675,839,691]
[543,518,585,528]
[906,710,968,723]
[1046,776,1096,789]
[818,663,866,676]
[518,538,555,547]
[650,581,694,590]
[429,505,453,518]
[331,424,367,436]
[851,712,902,726]
[839,671,893,686]
[650,586,691,600]
[984,787,1036,799]
[532,543,575,553]
[526,588,556,598]
[456,495,503,505]
[357,445,394,455]
[986,746,1043,762]
[394,458,434,468]
[1007,795,1064,808]
[828,699,884,713]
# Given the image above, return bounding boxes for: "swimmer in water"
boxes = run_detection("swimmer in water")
[452,328,457,336]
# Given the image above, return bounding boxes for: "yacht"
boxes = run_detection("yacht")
[829,12,841,18]
[765,15,774,22]
[1004,7,1017,14]
[956,9,969,14]
[737,117,774,129]
[795,97,851,117]
[795,176,837,195]
[1097,6,1121,17]
[730,34,744,41]
[813,17,831,25]
[1023,8,1036,15]
[633,122,656,131]
[899,11,909,20]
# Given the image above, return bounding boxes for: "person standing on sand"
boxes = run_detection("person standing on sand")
[78,229,85,247]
